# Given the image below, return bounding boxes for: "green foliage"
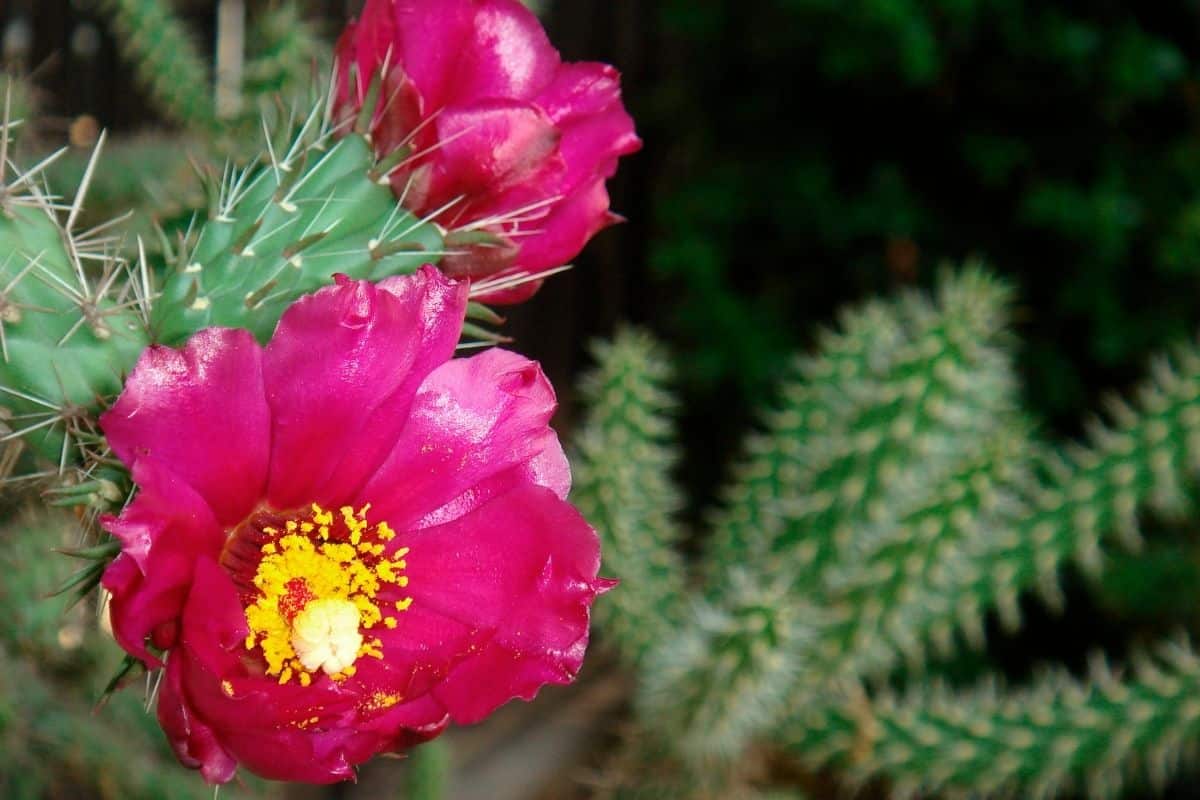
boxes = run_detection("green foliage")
[648,1,1200,428]
[580,267,1200,797]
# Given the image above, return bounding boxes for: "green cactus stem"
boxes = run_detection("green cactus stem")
[0,136,148,467]
[152,118,445,345]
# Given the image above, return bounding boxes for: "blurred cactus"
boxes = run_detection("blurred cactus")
[97,0,216,131]
[98,0,326,136]
[243,3,327,101]
[576,266,1200,797]
[0,508,280,799]
[571,330,687,667]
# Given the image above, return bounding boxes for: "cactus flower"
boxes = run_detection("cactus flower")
[99,267,608,783]
[333,0,641,303]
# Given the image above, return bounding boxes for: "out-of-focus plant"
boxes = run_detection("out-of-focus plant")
[577,266,1200,798]
[0,508,281,799]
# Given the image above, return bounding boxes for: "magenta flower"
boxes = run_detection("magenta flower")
[99,267,608,783]
[333,0,641,303]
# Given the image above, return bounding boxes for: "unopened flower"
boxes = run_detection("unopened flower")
[100,267,608,783]
[334,0,641,303]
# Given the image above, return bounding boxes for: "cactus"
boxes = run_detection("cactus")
[0,75,452,467]
[704,267,1018,587]
[0,132,149,467]
[786,641,1200,799]
[152,116,444,345]
[578,266,1200,796]
[243,3,328,102]
[571,329,687,668]
[98,0,216,131]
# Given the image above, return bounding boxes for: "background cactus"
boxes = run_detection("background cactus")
[575,266,1200,798]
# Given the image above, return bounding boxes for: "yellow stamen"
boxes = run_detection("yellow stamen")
[240,503,411,686]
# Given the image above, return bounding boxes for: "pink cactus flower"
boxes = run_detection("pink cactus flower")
[333,0,642,303]
[99,267,608,783]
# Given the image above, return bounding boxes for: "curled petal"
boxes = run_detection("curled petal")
[359,347,569,529]
[157,653,238,784]
[102,458,223,663]
[101,328,269,526]
[264,267,467,509]
[400,483,603,723]
[416,100,564,220]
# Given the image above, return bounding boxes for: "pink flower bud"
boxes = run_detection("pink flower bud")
[334,0,641,303]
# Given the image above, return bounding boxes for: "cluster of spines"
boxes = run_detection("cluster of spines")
[152,104,446,345]
[570,328,687,668]
[785,639,1200,799]
[576,265,1200,796]
[0,94,150,473]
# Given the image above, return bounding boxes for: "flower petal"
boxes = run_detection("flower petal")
[168,559,371,783]
[100,328,269,526]
[389,0,560,109]
[358,347,569,530]
[397,483,603,723]
[263,267,467,509]
[157,653,238,784]
[414,100,564,221]
[102,457,223,664]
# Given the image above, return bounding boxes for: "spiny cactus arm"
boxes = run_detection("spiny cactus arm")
[804,334,1200,689]
[98,0,216,131]
[0,134,149,468]
[570,328,687,668]
[814,424,1038,680]
[152,110,444,345]
[784,641,1200,799]
[656,269,1020,764]
[706,267,1019,589]
[637,575,813,762]
[915,336,1200,657]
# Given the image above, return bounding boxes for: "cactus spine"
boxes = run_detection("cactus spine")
[0,126,148,467]
[153,116,443,345]
[0,84,448,473]
[577,267,1200,797]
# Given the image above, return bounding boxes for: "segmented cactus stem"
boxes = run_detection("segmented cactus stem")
[571,328,687,668]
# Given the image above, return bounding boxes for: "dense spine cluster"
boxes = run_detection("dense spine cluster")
[153,122,443,345]
[576,268,1200,797]
[571,329,687,668]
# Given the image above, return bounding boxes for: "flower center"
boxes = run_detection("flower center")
[231,503,412,686]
